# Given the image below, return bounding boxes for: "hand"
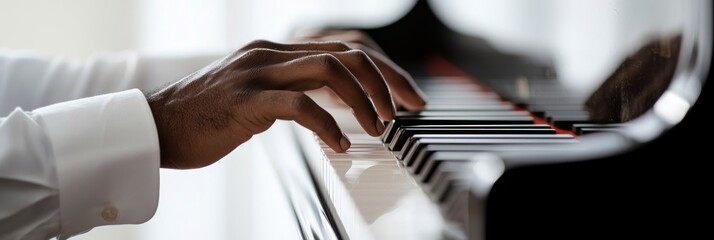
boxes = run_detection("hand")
[293,29,427,110]
[147,40,423,169]
[294,29,386,53]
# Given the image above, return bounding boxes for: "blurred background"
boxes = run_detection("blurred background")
[0,0,685,239]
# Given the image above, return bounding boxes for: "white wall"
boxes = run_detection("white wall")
[0,0,139,57]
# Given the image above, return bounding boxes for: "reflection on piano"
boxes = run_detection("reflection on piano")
[263,0,713,239]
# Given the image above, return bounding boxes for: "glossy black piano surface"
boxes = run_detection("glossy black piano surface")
[275,1,712,239]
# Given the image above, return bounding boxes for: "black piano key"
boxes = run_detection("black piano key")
[421,80,480,86]
[427,162,474,203]
[382,109,530,142]
[390,125,554,151]
[440,178,474,207]
[424,105,515,111]
[572,123,623,135]
[382,119,400,142]
[384,123,550,143]
[393,124,552,129]
[390,127,557,151]
[395,111,530,118]
[544,111,591,121]
[549,115,593,129]
[415,152,478,184]
[407,144,573,178]
[531,106,586,118]
[422,93,499,99]
[424,93,500,99]
[382,116,535,143]
[579,128,622,135]
[527,104,585,115]
[398,133,571,160]
[425,97,504,103]
[404,138,578,172]
[546,114,590,122]
[404,136,576,172]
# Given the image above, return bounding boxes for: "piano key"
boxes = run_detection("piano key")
[397,133,572,160]
[546,114,590,122]
[403,138,578,171]
[418,98,506,105]
[542,110,590,116]
[572,123,623,135]
[417,152,475,183]
[384,123,551,143]
[404,143,573,174]
[392,124,552,129]
[389,126,557,152]
[382,116,535,143]
[548,115,593,129]
[415,147,570,187]
[423,104,515,111]
[543,110,591,121]
[395,111,530,117]
[404,137,576,173]
[427,162,474,202]
[422,93,500,100]
[424,93,500,99]
[579,128,622,135]
[527,104,585,113]
[528,100,583,105]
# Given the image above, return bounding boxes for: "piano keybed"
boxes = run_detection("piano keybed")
[298,76,621,239]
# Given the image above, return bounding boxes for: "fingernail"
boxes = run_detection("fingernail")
[340,134,351,152]
[375,118,386,135]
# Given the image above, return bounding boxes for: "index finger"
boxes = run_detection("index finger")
[257,54,386,136]
[259,91,350,152]
[354,44,428,111]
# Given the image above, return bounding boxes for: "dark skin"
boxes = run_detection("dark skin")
[148,35,427,169]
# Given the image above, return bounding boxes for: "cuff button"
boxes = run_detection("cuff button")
[101,205,119,222]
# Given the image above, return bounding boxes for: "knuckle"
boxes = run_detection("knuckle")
[328,41,352,51]
[314,53,342,71]
[240,48,274,63]
[290,93,312,112]
[346,49,371,65]
[244,39,276,50]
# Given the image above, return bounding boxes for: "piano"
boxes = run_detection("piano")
[258,0,713,239]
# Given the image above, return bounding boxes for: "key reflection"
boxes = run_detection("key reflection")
[330,141,414,224]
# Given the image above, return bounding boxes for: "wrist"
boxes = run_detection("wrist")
[146,89,176,168]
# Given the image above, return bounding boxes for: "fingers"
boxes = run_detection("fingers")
[242,39,352,53]
[242,48,395,120]
[259,91,350,152]
[242,40,428,111]
[257,53,385,136]
[331,50,395,119]
[351,44,427,111]
[294,29,385,53]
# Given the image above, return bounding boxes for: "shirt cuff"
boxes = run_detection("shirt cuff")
[32,89,160,237]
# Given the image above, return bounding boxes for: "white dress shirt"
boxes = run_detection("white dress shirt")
[0,49,218,239]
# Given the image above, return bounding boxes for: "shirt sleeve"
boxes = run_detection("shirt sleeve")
[0,49,218,239]
[0,48,219,117]
[0,89,161,239]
